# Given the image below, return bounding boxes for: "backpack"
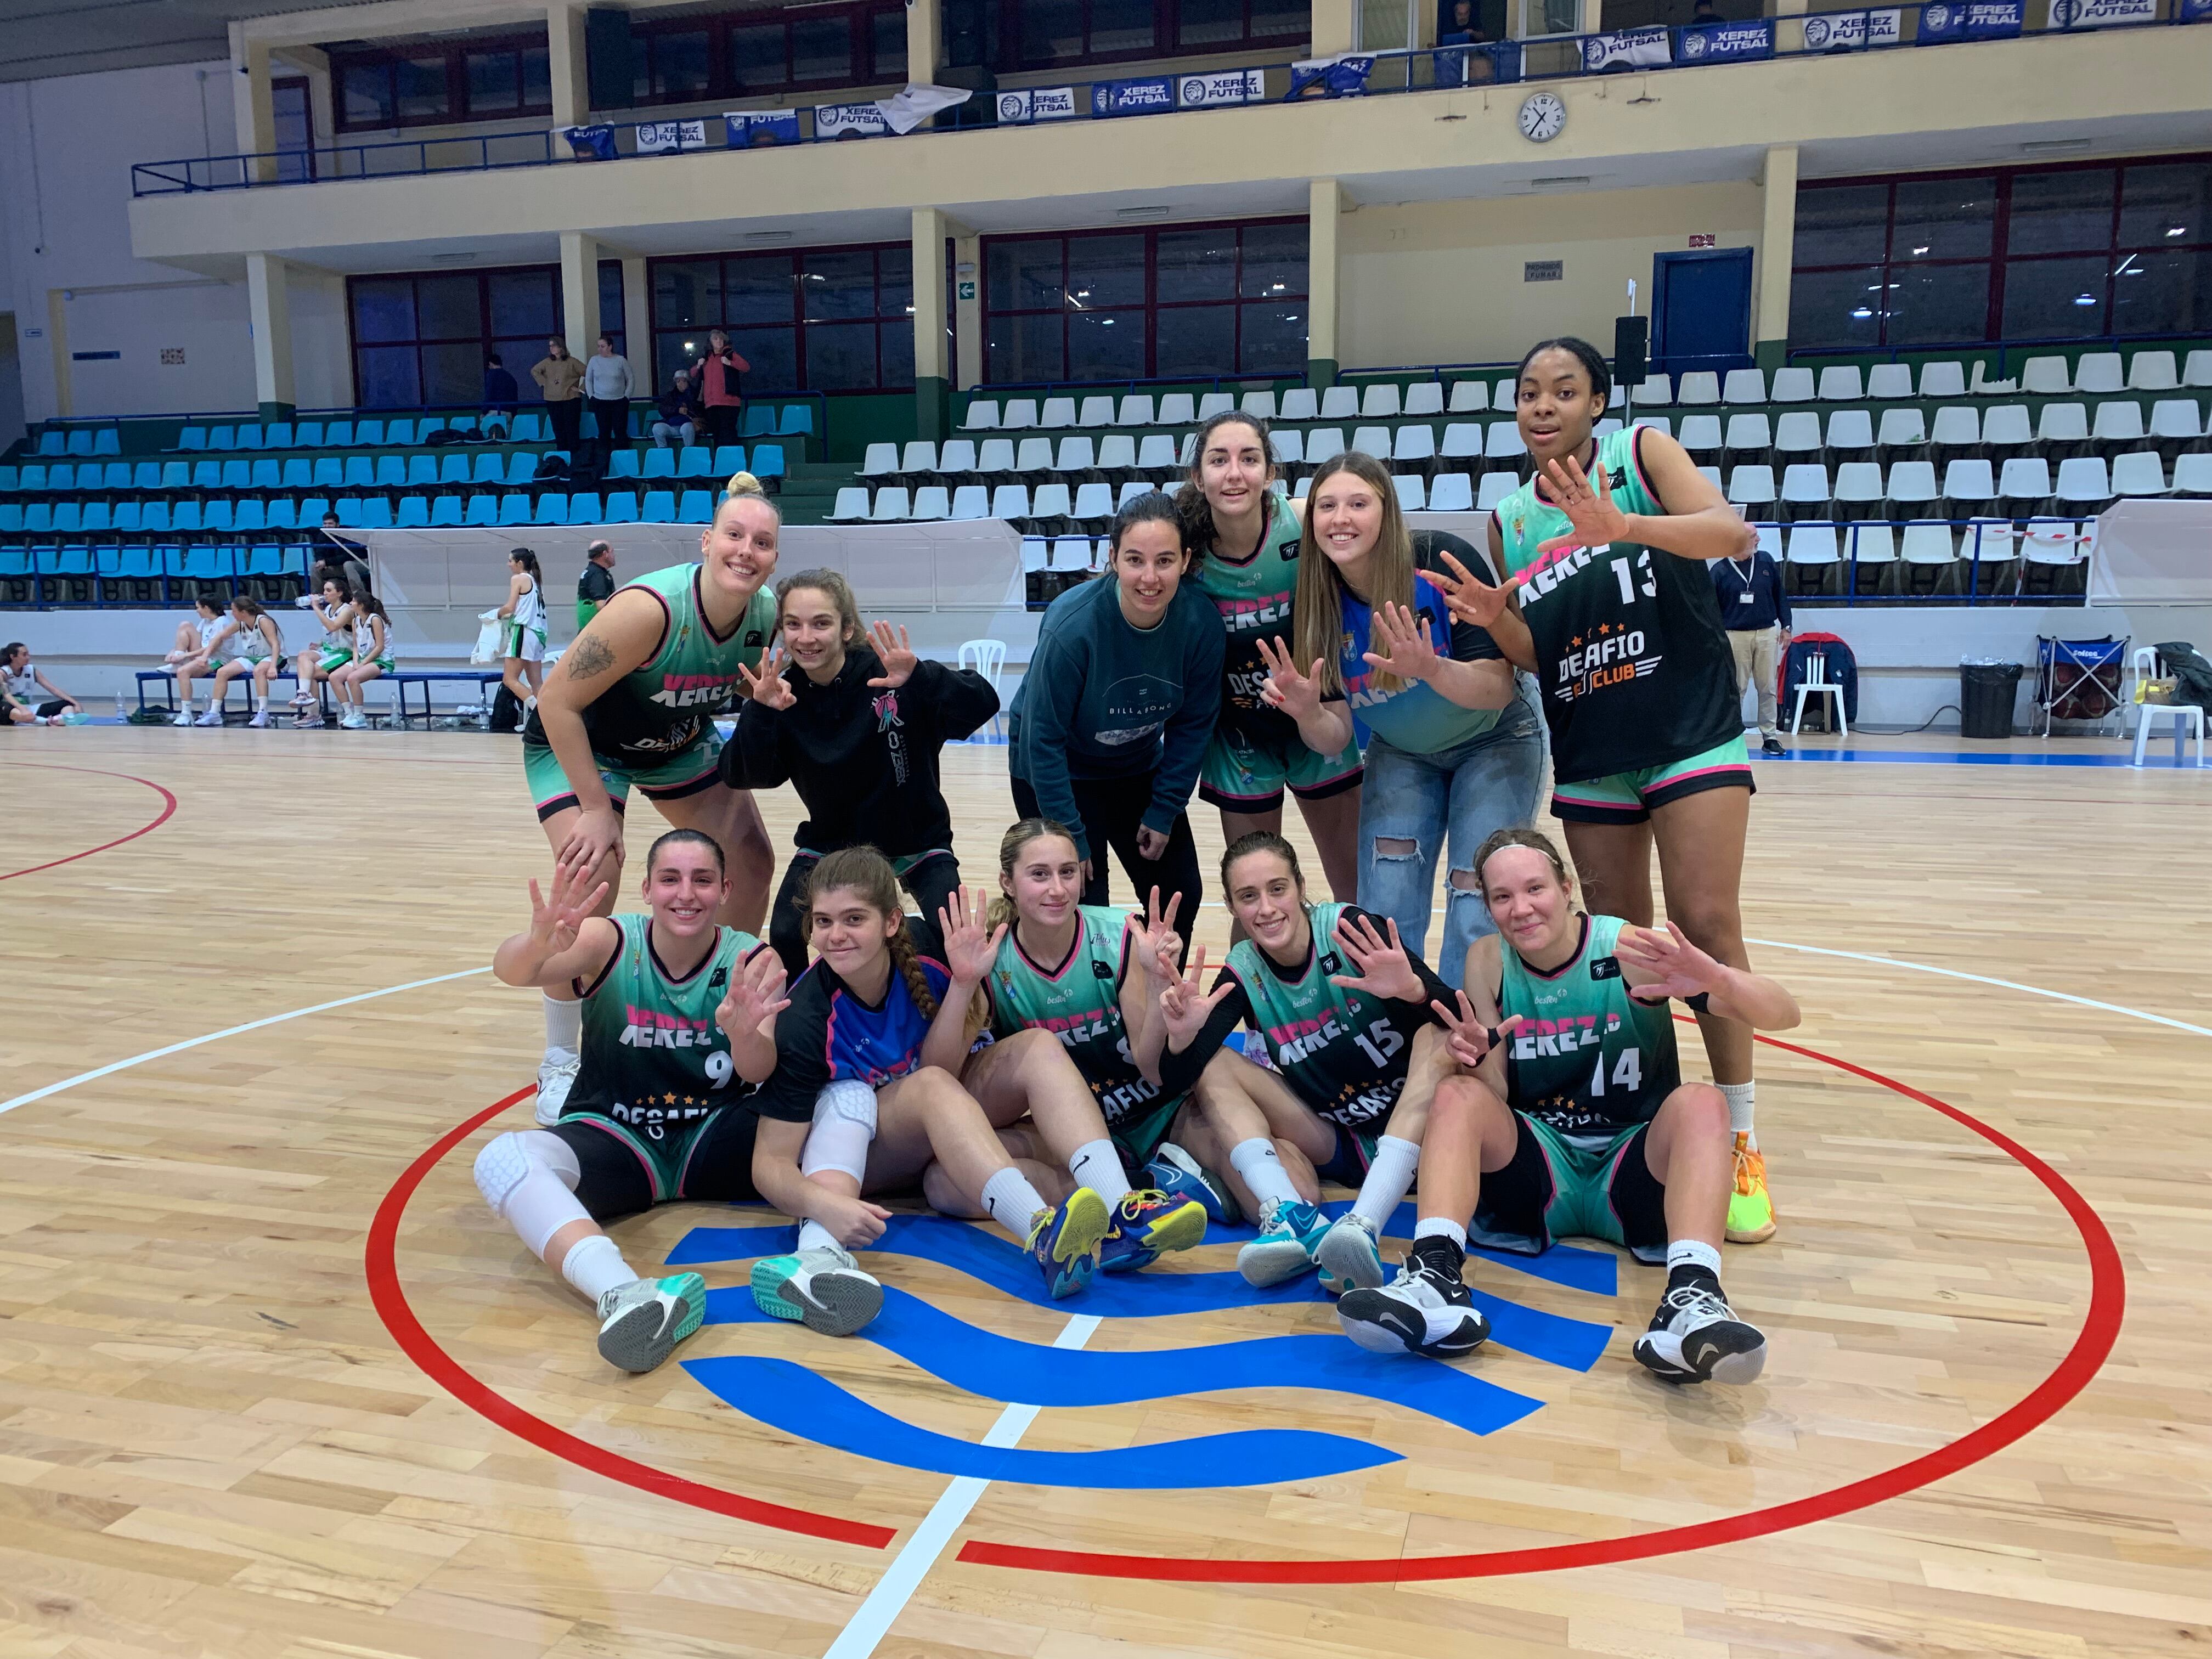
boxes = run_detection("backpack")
[424,427,464,446]
[2153,641,2212,709]
[533,453,571,483]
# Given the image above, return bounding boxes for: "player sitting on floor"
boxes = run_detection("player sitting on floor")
[1335,827,1799,1386]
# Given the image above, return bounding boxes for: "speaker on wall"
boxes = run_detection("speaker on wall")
[1613,315,1650,390]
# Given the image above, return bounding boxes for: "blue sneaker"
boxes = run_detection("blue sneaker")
[1237,1197,1330,1287]
[1027,1186,1111,1299]
[1143,1142,1235,1226]
[1098,1189,1208,1273]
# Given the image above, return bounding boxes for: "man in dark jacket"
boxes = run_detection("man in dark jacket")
[1711,545,1792,753]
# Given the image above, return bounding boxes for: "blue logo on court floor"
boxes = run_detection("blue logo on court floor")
[668,1209,1616,1491]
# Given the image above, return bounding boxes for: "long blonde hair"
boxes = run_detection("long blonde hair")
[1292,449,1418,698]
[988,817,1081,933]
[805,846,988,1041]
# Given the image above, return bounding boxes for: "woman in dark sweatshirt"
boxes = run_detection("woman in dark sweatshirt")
[724,569,1000,976]
[1008,492,1225,934]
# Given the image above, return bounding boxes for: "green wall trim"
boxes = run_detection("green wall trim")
[1307,357,1339,390]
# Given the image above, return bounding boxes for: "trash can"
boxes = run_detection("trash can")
[1959,659,2022,739]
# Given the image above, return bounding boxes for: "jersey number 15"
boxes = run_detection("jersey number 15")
[1353,1018,1404,1071]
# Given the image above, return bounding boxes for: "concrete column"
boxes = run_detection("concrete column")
[247,252,296,417]
[1312,0,1356,56]
[549,2,590,128]
[560,230,601,362]
[1307,179,1341,389]
[47,290,72,419]
[231,26,276,183]
[953,235,983,391]
[1755,144,1799,371]
[1580,0,1604,33]
[912,208,950,439]
[621,254,652,385]
[906,0,941,81]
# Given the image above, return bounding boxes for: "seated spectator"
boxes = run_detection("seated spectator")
[172,597,246,726]
[203,597,286,727]
[483,352,521,432]
[308,527,373,600]
[651,371,703,448]
[3,641,82,721]
[289,574,356,730]
[329,585,394,731]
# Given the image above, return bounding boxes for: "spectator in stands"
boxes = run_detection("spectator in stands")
[1437,1,1494,86]
[483,352,520,435]
[533,336,585,457]
[1690,0,1721,19]
[1711,543,1791,755]
[2,642,80,721]
[171,597,241,726]
[576,540,617,630]
[310,518,373,596]
[204,597,285,727]
[498,548,550,714]
[693,330,751,452]
[290,574,356,730]
[582,334,634,469]
[651,370,702,449]
[329,584,394,731]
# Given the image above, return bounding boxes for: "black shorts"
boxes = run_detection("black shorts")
[550,1107,763,1222]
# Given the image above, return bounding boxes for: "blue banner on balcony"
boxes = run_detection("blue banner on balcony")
[995,86,1080,123]
[1286,54,1376,97]
[559,125,616,161]
[2050,0,2157,25]
[1090,76,1177,117]
[1799,9,1904,48]
[2185,0,2212,21]
[1914,0,2023,40]
[725,110,802,148]
[1581,26,1672,70]
[1675,19,1775,60]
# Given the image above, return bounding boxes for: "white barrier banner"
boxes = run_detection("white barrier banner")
[1799,8,1903,46]
[995,85,1079,123]
[1581,25,1672,70]
[1177,67,1266,108]
[2052,0,2157,25]
[814,100,894,139]
[634,119,706,153]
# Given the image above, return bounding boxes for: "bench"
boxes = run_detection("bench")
[137,667,295,714]
[137,665,501,724]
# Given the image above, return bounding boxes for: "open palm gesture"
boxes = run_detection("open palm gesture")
[938,886,1006,985]
[736,647,796,710]
[1130,887,1184,984]
[527,862,607,954]
[1362,601,1440,683]
[1159,944,1236,1048]
[1614,921,1727,1004]
[1428,990,1525,1071]
[1254,635,1325,720]
[716,947,792,1039]
[864,620,918,689]
[1536,453,1632,556]
[1328,912,1424,1003]
[1417,545,1521,631]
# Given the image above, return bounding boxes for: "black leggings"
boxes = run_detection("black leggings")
[769,846,963,979]
[546,398,583,454]
[1012,772,1201,959]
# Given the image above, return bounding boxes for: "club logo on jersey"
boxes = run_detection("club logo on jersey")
[1215,594,1293,636]
[1589,956,1621,980]
[1553,626,1661,703]
[709,967,728,989]
[873,690,910,786]
[1092,959,1116,980]
[744,629,765,646]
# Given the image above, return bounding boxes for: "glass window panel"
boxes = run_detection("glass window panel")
[394,57,449,121]
[724,256,798,325]
[492,337,548,385]
[1020,0,1085,61]
[1239,223,1308,299]
[1069,308,1147,381]
[1180,0,1246,44]
[1092,0,1157,53]
[652,261,719,329]
[802,250,879,320]
[806,321,878,390]
[792,16,853,81]
[271,82,312,150]
[352,277,416,344]
[340,63,393,127]
[421,342,484,407]
[1794,184,1888,268]
[730,23,787,88]
[1252,0,1310,34]
[871,10,908,78]
[989,313,1066,381]
[1883,262,1988,346]
[2112,250,2210,336]
[989,241,1063,312]
[599,263,625,348]
[878,246,915,319]
[1158,229,1238,302]
[1156,304,1237,376]
[415,274,480,341]
[1065,234,1146,309]
[653,332,700,392]
[1239,302,1306,373]
[2007,169,2114,255]
[730,325,799,393]
[488,270,558,338]
[1786,266,1882,350]
[880,319,917,388]
[2118,163,2210,250]
[522,46,550,108]
[356,345,421,408]
[943,0,997,66]
[653,30,711,98]
[1892,176,1993,262]
[466,49,519,114]
[2001,255,2108,339]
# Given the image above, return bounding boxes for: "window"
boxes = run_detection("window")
[984,220,1308,384]
[649,245,915,395]
[272,76,314,183]
[1791,156,2212,348]
[346,260,626,408]
[619,4,906,104]
[941,0,1307,72]
[330,31,551,132]
[464,46,548,116]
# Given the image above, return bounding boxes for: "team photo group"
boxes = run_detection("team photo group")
[477,335,1803,1397]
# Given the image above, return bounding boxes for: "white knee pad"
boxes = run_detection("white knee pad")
[800,1080,879,1182]
[473,1130,586,1258]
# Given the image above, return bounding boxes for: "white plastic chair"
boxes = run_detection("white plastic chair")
[1726,465,1776,507]
[1197,392,1234,421]
[1071,481,1114,523]
[1000,398,1040,430]
[1077,395,1116,427]
[909,486,951,521]
[1278,388,1319,421]
[1318,386,1359,420]
[1306,427,1347,464]
[1240,390,1277,421]
[1492,377,1517,412]
[990,483,1031,519]
[1877,408,1928,451]
[861,442,900,477]
[2109,452,2167,496]
[2019,356,2072,396]
[977,438,1017,475]
[1350,425,1393,460]
[2126,351,2179,393]
[1116,394,1156,426]
[2074,353,2124,395]
[1048,535,1094,572]
[1273,428,1305,466]
[962,399,1001,431]
[1722,368,1767,404]
[1630,373,1672,407]
[1393,474,1426,511]
[1864,363,1912,400]
[1039,398,1079,429]
[1675,371,1721,405]
[1014,437,1056,475]
[1773,411,1824,457]
[827,486,871,521]
[1817,365,1865,402]
[1403,382,1445,417]
[1030,482,1074,521]
[938,438,978,474]
[2148,400,2203,444]
[1446,381,1487,414]
[1360,383,1402,419]
[1427,472,1475,511]
[900,439,940,474]
[959,639,1007,735]
[2126,645,2204,768]
[1136,433,1179,471]
[1769,368,1815,403]
[1791,651,1847,737]
[1825,409,1876,455]
[1156,393,1197,425]
[868,486,911,522]
[1096,434,1137,473]
[1917,360,1967,398]
[1476,472,1517,510]
[1392,425,1436,465]
[2182,350,2212,388]
[1053,436,1096,473]
[1723,413,1771,456]
[2089,402,2143,448]
[949,484,991,520]
[2035,403,2088,447]
[1440,422,1484,462]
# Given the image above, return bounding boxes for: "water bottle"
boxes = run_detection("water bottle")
[115,690,128,723]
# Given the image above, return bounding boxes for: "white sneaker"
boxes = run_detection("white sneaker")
[171,710,194,727]
[750,1245,883,1336]
[248,710,270,727]
[194,708,224,726]
[595,1273,707,1373]
[1336,1249,1491,1359]
[534,1053,580,1125]
[338,711,368,730]
[1314,1212,1386,1295]
[1632,1278,1767,1386]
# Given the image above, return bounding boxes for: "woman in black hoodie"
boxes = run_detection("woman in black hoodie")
[725,568,1000,976]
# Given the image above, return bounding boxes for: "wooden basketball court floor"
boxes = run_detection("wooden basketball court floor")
[2,728,2208,1659]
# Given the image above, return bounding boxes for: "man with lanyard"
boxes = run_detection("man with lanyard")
[576,540,617,631]
[1710,543,1791,756]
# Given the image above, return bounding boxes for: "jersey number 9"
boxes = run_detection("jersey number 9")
[704,1049,736,1090]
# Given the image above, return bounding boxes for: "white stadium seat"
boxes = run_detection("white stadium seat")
[1000,398,1040,429]
[1197,392,1234,420]
[2109,452,2168,495]
[1360,383,1402,419]
[977,438,1017,474]
[1675,371,1720,405]
[1156,392,1197,425]
[962,399,1001,430]
[938,438,978,473]
[908,486,950,520]
[1864,364,1913,400]
[1319,386,1359,420]
[1722,368,1767,404]
[1039,397,1078,428]
[1403,382,1445,417]
[1917,360,1966,398]
[1770,368,1815,403]
[827,486,870,521]
[899,439,937,473]
[1240,390,1277,420]
[1077,395,1116,427]
[2074,352,2124,395]
[1427,472,1474,511]
[2127,350,2179,392]
[1817,365,1866,402]
[2019,356,2072,396]
[1116,394,1156,426]
[1278,387,1319,421]
[1350,425,1392,459]
[949,484,991,520]
[860,442,899,477]
[868,486,911,521]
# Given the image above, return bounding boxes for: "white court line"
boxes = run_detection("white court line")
[823,1313,1102,1659]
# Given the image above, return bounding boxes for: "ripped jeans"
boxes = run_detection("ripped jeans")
[1355,693,1545,989]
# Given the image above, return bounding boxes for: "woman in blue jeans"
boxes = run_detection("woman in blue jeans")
[1254,449,1544,988]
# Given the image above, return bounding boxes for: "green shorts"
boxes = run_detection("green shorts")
[1197,723,1363,814]
[1470,1113,1669,1266]
[316,647,352,675]
[1549,736,1755,826]
[524,730,724,821]
[1109,1090,1190,1169]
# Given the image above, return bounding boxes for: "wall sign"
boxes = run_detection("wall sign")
[1525,260,1564,282]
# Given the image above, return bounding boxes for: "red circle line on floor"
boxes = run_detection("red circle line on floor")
[0,762,179,881]
[368,1031,2125,1583]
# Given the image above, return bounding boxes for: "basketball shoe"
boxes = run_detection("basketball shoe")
[1314,1212,1386,1295]
[595,1272,706,1373]
[1236,1196,1330,1287]
[1028,1187,1111,1299]
[1143,1142,1234,1225]
[1726,1133,1776,1243]
[751,1245,883,1336]
[1632,1273,1767,1385]
[1098,1189,1209,1273]
[1336,1237,1491,1359]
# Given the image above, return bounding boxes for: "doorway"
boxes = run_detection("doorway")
[1650,247,1753,377]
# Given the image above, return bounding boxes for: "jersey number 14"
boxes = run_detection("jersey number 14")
[1588,1046,1641,1097]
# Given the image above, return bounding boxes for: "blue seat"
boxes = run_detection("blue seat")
[375,456,407,488]
[50,503,81,533]
[323,420,353,447]
[119,546,160,579]
[36,430,65,456]
[511,411,548,442]
[251,459,283,490]
[81,502,112,533]
[112,501,142,533]
[30,546,63,575]
[676,447,714,478]
[603,491,639,524]
[66,428,96,456]
[220,459,253,491]
[264,500,297,529]
[438,453,471,486]
[24,504,52,533]
[711,445,746,476]
[281,458,313,489]
[429,495,465,527]
[102,462,133,489]
[245,544,284,576]
[566,492,603,526]
[607,449,642,479]
[778,404,815,437]
[532,493,569,526]
[417,418,445,442]
[464,495,499,526]
[385,419,415,446]
[232,500,266,533]
[56,545,93,575]
[191,460,222,490]
[94,427,122,456]
[498,493,534,526]
[233,424,263,451]
[642,449,677,479]
[132,461,162,489]
[295,421,325,447]
[170,502,204,533]
[0,466,16,492]
[640,489,676,522]
[182,545,230,580]
[741,406,776,438]
[344,456,376,489]
[139,501,171,533]
[394,496,431,528]
[750,443,786,481]
[264,422,294,448]
[407,455,438,487]
[207,426,236,452]
[312,457,344,488]
[578,410,599,441]
[447,415,477,433]
[19,465,46,490]
[353,420,383,446]
[471,453,505,485]
[200,500,234,532]
[504,452,540,486]
[0,543,28,570]
[0,505,21,533]
[678,489,714,523]
[175,426,208,452]
[335,498,365,528]
[49,462,76,490]
[359,498,394,529]
[95,545,123,578]
[161,461,190,489]
[297,496,331,524]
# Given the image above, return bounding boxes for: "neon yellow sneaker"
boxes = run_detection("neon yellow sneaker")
[1726,1132,1775,1244]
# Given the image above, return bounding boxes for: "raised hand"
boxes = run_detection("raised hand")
[736,648,797,710]
[1362,600,1441,682]
[1254,634,1326,720]
[1536,454,1632,556]
[1159,944,1237,1049]
[1328,912,1424,1003]
[1428,989,1525,1071]
[530,861,608,951]
[1615,920,1728,1004]
[716,947,792,1038]
[1417,545,1521,630]
[1130,887,1184,984]
[864,620,918,689]
[938,885,1006,985]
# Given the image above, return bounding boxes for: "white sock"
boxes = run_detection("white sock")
[544,994,582,1062]
[795,1218,838,1255]
[981,1166,1051,1237]
[560,1233,639,1302]
[1068,1138,1131,1205]
[255,691,269,710]
[1228,1138,1301,1209]
[1414,1216,1468,1249]
[1350,1135,1421,1230]
[1668,1238,1723,1279]
[1719,1081,1756,1143]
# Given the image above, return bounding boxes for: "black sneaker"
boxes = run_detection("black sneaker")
[1336,1239,1491,1359]
[1632,1278,1767,1385]
[1762,736,1786,755]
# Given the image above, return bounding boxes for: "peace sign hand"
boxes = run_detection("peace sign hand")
[527,862,608,954]
[864,620,918,690]
[1614,921,1727,1004]
[1536,454,1632,556]
[737,647,796,711]
[938,886,1006,986]
[1130,887,1184,984]
[716,947,792,1038]
[1417,545,1521,631]
[1428,990,1525,1071]
[1254,634,1325,720]
[1159,944,1237,1049]
[1362,600,1441,682]
[1328,912,1424,1004]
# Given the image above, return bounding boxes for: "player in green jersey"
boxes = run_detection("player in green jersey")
[524,473,782,1127]
[474,829,817,1375]
[1338,828,1801,1386]
[1146,832,1460,1294]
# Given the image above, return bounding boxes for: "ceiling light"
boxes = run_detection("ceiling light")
[2166,225,2186,237]
[744,230,794,244]
[1530,175,1591,189]
[430,252,477,263]
[1911,245,1929,255]
[2020,138,2090,153]
[1115,205,1170,221]
[2073,292,2098,306]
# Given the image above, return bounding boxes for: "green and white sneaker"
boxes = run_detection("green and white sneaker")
[751,1245,883,1336]
[1314,1212,1386,1296]
[595,1273,706,1373]
[1236,1197,1330,1288]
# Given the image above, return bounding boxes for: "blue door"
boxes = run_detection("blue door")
[1651,248,1754,378]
